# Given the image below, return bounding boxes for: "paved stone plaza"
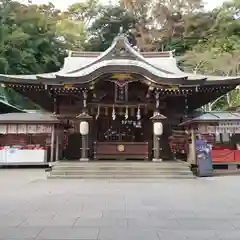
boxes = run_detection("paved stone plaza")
[0,169,240,239]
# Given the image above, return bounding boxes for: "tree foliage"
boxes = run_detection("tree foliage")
[85,5,135,51]
[0,0,239,110]
[0,0,66,108]
[179,0,240,110]
[0,1,66,74]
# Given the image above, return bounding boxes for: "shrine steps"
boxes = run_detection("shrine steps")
[48,161,195,179]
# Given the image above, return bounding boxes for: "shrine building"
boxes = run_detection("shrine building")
[0,34,240,162]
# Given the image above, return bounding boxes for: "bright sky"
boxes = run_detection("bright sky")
[18,0,226,10]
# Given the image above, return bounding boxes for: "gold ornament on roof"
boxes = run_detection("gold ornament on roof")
[111,73,133,80]
[64,84,73,89]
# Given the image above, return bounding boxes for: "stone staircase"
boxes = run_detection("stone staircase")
[48,161,195,179]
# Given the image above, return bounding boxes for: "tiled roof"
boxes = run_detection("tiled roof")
[0,112,60,123]
[0,35,239,85]
[180,112,240,126]
[0,99,25,113]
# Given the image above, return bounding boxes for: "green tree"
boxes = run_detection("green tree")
[119,0,204,51]
[85,5,135,51]
[0,1,66,74]
[0,0,67,109]
[180,3,240,110]
[56,18,86,50]
[65,0,101,27]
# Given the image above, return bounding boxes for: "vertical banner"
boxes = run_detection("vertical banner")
[0,125,7,134]
[8,124,18,134]
[17,124,27,134]
[27,125,37,134]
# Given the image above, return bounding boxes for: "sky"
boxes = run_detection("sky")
[18,0,226,10]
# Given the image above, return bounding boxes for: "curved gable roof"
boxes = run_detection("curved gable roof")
[0,34,240,86]
[60,35,177,75]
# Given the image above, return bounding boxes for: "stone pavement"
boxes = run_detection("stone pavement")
[0,169,240,239]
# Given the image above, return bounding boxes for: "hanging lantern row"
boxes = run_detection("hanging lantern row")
[18,89,46,92]
[53,89,82,94]
[5,84,232,100]
[51,87,89,93]
[154,85,233,94]
[6,85,89,92]
[7,84,45,90]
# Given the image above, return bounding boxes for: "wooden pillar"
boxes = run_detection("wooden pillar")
[53,95,59,162]
[151,90,166,162]
[50,125,55,164]
[81,135,88,160]
[53,96,60,115]
[155,134,160,160]
[55,128,59,162]
[188,127,197,165]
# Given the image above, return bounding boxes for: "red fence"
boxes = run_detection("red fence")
[212,149,240,163]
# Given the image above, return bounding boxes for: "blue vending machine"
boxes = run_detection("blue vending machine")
[196,139,213,177]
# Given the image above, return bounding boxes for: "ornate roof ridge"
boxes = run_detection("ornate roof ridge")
[68,50,174,58]
[64,35,176,75]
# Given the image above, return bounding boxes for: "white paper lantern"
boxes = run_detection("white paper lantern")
[80,121,89,135]
[154,122,163,136]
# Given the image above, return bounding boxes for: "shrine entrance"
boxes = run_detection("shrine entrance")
[96,117,144,142]
[93,107,153,161]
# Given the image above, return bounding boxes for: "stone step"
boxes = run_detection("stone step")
[50,171,193,176]
[53,163,189,170]
[55,161,188,166]
[49,161,194,179]
[50,167,191,171]
[48,174,195,179]
[50,169,191,174]
[52,167,189,172]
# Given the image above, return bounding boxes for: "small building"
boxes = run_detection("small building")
[181,112,240,165]
[0,35,240,162]
[0,112,62,165]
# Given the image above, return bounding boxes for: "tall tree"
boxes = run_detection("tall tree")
[0,0,66,74]
[0,0,66,109]
[119,0,203,51]
[56,18,86,50]
[180,0,240,110]
[64,0,102,27]
[85,5,135,51]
